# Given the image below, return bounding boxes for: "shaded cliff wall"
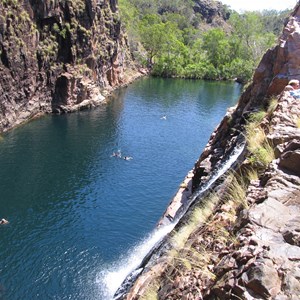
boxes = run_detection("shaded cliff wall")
[193,0,231,29]
[0,0,139,132]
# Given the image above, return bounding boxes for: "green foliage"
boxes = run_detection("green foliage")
[267,97,278,116]
[229,11,277,64]
[69,0,85,14]
[260,9,291,35]
[245,111,275,169]
[37,33,59,63]
[202,29,230,68]
[118,0,288,82]
[226,58,254,82]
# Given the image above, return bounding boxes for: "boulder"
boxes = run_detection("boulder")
[279,149,300,176]
[245,259,281,298]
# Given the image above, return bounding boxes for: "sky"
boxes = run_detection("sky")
[220,0,297,12]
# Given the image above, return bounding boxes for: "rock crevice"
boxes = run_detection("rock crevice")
[117,3,300,299]
[0,0,144,133]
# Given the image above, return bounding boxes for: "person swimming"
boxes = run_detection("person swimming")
[123,156,133,160]
[0,218,9,225]
[111,150,122,158]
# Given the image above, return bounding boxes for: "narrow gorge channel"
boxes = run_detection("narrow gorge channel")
[0,78,241,299]
[113,138,246,299]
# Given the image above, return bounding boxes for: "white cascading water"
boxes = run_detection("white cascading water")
[98,223,175,299]
[173,141,246,223]
[100,140,246,300]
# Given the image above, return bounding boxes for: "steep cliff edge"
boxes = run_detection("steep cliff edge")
[0,0,142,133]
[117,2,300,299]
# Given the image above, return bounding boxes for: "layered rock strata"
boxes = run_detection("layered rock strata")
[117,2,300,299]
[0,0,143,133]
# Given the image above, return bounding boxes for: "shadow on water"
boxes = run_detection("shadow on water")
[112,137,246,300]
[0,77,242,300]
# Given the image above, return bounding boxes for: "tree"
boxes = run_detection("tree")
[201,29,230,71]
[118,0,287,82]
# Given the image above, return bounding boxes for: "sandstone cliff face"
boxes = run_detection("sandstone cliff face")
[194,2,300,184]
[0,0,140,133]
[193,0,230,28]
[117,2,300,299]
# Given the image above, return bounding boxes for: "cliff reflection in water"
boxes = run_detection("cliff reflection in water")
[0,77,242,300]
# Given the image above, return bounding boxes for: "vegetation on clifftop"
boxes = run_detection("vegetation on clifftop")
[118,0,291,82]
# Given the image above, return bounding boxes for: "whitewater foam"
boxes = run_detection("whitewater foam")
[99,224,174,299]
[100,140,246,299]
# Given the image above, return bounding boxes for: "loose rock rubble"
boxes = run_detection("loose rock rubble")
[119,4,300,299]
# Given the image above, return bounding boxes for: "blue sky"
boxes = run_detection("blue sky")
[220,0,297,12]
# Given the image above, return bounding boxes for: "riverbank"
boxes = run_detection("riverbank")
[0,67,147,134]
[117,77,300,300]
[0,0,149,133]
[116,3,300,298]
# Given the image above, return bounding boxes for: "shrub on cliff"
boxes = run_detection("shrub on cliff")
[245,111,275,169]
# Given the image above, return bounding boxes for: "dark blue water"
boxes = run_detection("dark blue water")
[0,77,241,299]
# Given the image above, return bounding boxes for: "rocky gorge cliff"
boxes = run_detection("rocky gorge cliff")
[116,2,300,299]
[0,0,143,133]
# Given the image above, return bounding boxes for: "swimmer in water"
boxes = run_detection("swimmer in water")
[123,156,133,160]
[111,150,122,158]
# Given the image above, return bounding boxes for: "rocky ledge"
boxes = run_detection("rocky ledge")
[0,0,146,133]
[167,92,300,300]
[117,2,300,299]
[118,88,300,300]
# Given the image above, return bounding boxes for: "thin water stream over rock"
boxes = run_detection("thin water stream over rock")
[0,78,241,299]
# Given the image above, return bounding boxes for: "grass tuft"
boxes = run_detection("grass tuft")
[248,110,266,124]
[248,141,275,168]
[224,172,248,209]
[140,282,160,300]
[267,97,278,117]
[245,112,275,169]
[171,193,220,248]
[245,125,266,153]
[246,167,259,181]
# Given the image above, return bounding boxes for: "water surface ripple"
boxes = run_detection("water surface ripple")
[0,78,241,299]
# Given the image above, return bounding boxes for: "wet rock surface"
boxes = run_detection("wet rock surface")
[118,3,300,299]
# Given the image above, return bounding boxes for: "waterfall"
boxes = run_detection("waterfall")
[104,137,246,300]
[171,139,246,225]
[99,224,175,299]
